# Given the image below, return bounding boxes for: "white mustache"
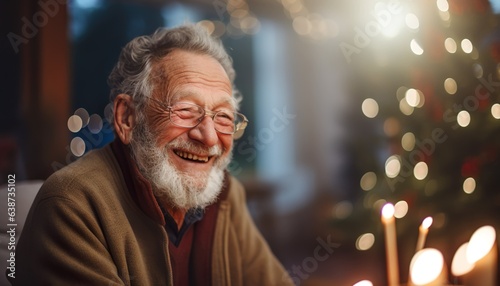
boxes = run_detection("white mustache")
[166,138,223,157]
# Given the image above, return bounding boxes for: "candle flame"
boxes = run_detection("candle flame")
[422,216,433,229]
[381,203,395,219]
[410,248,444,285]
[466,225,496,264]
[353,280,373,286]
[451,242,475,276]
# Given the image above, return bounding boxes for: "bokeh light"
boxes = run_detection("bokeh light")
[461,39,473,54]
[472,63,483,78]
[402,132,416,151]
[399,98,414,115]
[444,78,457,94]
[405,13,419,30]
[457,110,471,127]
[67,115,83,133]
[356,233,375,251]
[405,88,420,107]
[491,103,500,119]
[70,137,86,157]
[88,114,103,134]
[362,98,379,118]
[360,172,377,191]
[414,162,428,180]
[444,37,457,53]
[411,39,424,55]
[394,200,409,218]
[463,177,476,194]
[385,155,401,178]
[74,108,90,127]
[436,0,449,12]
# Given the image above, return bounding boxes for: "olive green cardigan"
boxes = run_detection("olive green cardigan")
[11,146,293,285]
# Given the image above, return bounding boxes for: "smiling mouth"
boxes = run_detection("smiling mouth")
[174,150,211,163]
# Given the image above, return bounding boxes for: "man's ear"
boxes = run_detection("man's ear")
[113,94,136,144]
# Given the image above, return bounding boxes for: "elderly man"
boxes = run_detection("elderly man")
[12,24,293,285]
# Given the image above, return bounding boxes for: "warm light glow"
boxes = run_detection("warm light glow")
[88,114,103,134]
[444,78,457,94]
[68,115,83,133]
[444,37,457,53]
[373,199,387,212]
[405,13,419,30]
[405,88,420,107]
[402,132,416,151]
[353,280,373,286]
[463,177,476,194]
[242,17,260,34]
[466,225,496,264]
[411,39,424,55]
[385,155,401,178]
[333,201,353,219]
[74,108,90,127]
[410,248,444,285]
[491,103,500,119]
[356,233,375,251]
[293,16,311,35]
[413,162,429,181]
[394,201,409,219]
[362,98,379,118]
[360,172,377,191]
[473,63,484,78]
[452,242,475,276]
[399,99,414,115]
[439,10,450,22]
[70,137,86,157]
[381,203,395,219]
[383,117,400,137]
[457,111,471,127]
[414,162,428,180]
[198,20,216,35]
[436,0,449,12]
[396,86,407,101]
[461,39,473,54]
[422,216,433,229]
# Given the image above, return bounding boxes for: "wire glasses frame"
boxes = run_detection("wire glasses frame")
[148,97,248,139]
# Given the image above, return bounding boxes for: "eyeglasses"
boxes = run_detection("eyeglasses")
[148,97,248,139]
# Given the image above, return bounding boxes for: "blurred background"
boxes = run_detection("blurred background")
[2,0,500,285]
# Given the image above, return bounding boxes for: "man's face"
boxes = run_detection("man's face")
[129,49,235,209]
[146,49,234,178]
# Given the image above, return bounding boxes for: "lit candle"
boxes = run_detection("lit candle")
[415,216,433,253]
[352,280,373,286]
[381,203,399,286]
[451,242,475,284]
[410,248,447,285]
[464,225,497,286]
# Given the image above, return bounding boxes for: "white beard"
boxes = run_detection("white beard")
[129,119,232,210]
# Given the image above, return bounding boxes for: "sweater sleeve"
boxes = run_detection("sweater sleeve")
[228,177,295,286]
[11,193,125,285]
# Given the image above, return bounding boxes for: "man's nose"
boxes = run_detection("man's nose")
[187,116,219,147]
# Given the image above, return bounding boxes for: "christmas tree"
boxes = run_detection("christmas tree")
[331,0,500,283]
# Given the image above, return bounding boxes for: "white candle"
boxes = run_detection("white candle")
[464,225,497,286]
[415,216,433,253]
[410,248,447,285]
[381,203,399,286]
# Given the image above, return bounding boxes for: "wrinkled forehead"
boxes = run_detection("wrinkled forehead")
[150,49,233,105]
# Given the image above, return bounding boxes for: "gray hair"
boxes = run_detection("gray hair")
[107,23,241,124]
